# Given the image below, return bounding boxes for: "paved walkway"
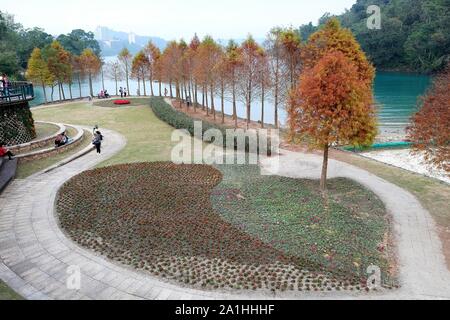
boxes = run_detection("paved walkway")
[1,128,449,300]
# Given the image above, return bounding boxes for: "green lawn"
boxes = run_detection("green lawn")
[331,150,450,268]
[16,130,92,179]
[32,99,176,168]
[33,122,59,140]
[213,164,394,286]
[0,280,23,300]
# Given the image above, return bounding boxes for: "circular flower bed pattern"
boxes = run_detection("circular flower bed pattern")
[113,100,131,105]
[56,162,397,293]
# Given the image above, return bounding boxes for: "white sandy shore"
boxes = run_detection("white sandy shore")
[362,149,450,184]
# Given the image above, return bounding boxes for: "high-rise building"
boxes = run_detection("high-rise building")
[128,32,136,45]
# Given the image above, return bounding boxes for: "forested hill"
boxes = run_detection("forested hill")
[300,0,450,73]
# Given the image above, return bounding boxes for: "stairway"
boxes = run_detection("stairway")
[0,157,18,194]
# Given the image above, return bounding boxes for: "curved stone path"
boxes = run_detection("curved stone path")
[0,127,449,300]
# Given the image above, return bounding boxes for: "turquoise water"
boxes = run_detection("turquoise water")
[31,70,431,134]
[373,72,431,135]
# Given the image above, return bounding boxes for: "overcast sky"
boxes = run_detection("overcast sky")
[3,0,357,39]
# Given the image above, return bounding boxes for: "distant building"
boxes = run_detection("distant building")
[128,32,136,45]
[95,26,105,41]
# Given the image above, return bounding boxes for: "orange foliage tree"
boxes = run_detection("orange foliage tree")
[45,41,73,101]
[118,48,132,95]
[224,40,243,128]
[187,34,201,109]
[407,67,450,174]
[161,41,183,99]
[280,28,302,91]
[302,18,375,88]
[194,36,222,119]
[236,36,264,129]
[144,41,161,96]
[131,51,150,96]
[79,48,101,97]
[289,51,377,191]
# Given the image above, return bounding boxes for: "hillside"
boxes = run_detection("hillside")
[300,0,450,73]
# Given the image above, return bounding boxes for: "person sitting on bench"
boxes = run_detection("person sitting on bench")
[0,142,14,160]
[55,132,69,147]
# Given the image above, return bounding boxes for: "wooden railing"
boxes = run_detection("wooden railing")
[0,82,35,104]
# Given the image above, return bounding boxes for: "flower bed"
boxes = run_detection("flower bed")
[56,162,396,292]
[114,100,131,105]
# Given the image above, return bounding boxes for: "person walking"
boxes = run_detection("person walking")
[124,88,128,97]
[119,87,124,98]
[1,74,8,96]
[92,131,103,154]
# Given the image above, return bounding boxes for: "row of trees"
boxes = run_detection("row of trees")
[27,42,102,103]
[120,19,381,191]
[113,28,303,129]
[1,10,102,80]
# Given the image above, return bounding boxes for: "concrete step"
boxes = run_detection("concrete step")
[0,158,18,193]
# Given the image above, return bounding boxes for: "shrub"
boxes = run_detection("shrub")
[149,97,273,155]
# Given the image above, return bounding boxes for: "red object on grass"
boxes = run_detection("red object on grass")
[114,100,131,105]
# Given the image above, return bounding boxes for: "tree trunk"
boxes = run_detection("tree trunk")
[247,85,252,129]
[194,82,198,111]
[201,86,205,111]
[169,80,173,98]
[261,79,265,129]
[274,60,279,129]
[210,83,215,121]
[188,80,192,108]
[101,67,105,91]
[41,83,48,104]
[77,75,82,98]
[205,86,209,116]
[125,65,130,95]
[89,74,93,97]
[221,81,225,124]
[142,75,147,97]
[137,78,141,96]
[158,81,162,96]
[62,84,66,100]
[115,75,118,96]
[58,83,61,101]
[150,75,154,96]
[69,82,73,100]
[233,79,237,129]
[320,145,329,192]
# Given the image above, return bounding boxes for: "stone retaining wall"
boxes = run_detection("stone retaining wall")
[18,132,86,164]
[0,101,36,146]
[9,123,65,155]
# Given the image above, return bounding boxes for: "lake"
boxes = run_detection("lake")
[30,68,431,136]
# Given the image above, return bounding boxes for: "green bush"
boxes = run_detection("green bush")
[149,97,273,155]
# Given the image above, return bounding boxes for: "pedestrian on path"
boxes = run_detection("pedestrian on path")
[92,131,103,154]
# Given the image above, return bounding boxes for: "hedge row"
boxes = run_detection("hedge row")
[149,97,273,155]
